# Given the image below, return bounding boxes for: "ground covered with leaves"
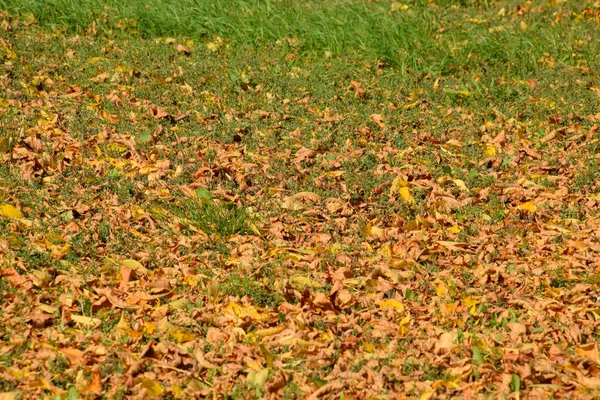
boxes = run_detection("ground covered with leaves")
[2,1,600,399]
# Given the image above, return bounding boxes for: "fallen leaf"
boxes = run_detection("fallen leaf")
[370,114,385,128]
[176,44,191,55]
[140,378,163,398]
[247,368,269,389]
[398,187,415,205]
[451,179,469,193]
[0,204,23,219]
[71,315,102,328]
[380,299,404,311]
[119,259,149,275]
[90,72,109,83]
[291,276,324,289]
[484,144,496,156]
[516,201,536,213]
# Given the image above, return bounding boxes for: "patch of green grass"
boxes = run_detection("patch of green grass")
[98,355,125,378]
[222,273,283,307]
[0,378,17,393]
[3,0,599,76]
[158,195,251,237]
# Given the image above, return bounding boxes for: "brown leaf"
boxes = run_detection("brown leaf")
[350,80,366,99]
[176,44,191,56]
[370,113,385,128]
[312,292,333,310]
[292,191,321,203]
[90,72,109,83]
[150,106,170,119]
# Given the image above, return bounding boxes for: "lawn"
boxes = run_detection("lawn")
[1,0,600,398]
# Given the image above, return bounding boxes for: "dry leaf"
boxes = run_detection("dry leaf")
[176,44,191,56]
[370,114,385,128]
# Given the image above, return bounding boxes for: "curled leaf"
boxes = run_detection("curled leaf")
[398,187,415,205]
[370,113,385,128]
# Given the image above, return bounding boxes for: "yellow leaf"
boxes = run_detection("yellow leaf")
[362,341,375,353]
[115,313,131,336]
[398,314,411,335]
[247,368,269,388]
[130,206,146,220]
[166,298,189,311]
[398,187,415,205]
[378,244,392,258]
[37,304,57,314]
[107,142,128,154]
[252,326,286,339]
[206,37,223,52]
[291,276,323,289]
[31,269,52,287]
[0,137,11,154]
[0,204,23,219]
[156,319,176,333]
[483,144,496,156]
[391,176,410,191]
[516,201,536,213]
[435,279,450,299]
[138,165,158,175]
[520,21,527,31]
[119,259,149,274]
[144,321,156,334]
[86,56,105,63]
[445,139,463,149]
[403,99,422,110]
[260,343,274,369]
[447,226,461,234]
[28,378,53,390]
[171,328,195,343]
[141,378,163,398]
[224,301,267,321]
[420,391,435,400]
[71,315,102,327]
[380,299,404,311]
[390,2,409,12]
[208,281,221,303]
[369,225,385,237]
[172,384,183,399]
[451,179,469,193]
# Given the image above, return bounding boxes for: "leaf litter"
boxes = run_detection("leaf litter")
[1,3,600,399]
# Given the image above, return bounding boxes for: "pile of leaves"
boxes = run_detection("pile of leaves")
[2,2,600,398]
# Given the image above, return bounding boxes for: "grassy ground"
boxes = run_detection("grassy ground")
[1,0,600,398]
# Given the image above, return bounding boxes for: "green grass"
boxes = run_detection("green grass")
[155,195,251,237]
[2,0,599,75]
[222,273,284,307]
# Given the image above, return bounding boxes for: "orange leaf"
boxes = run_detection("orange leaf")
[176,44,191,56]
[370,113,385,128]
